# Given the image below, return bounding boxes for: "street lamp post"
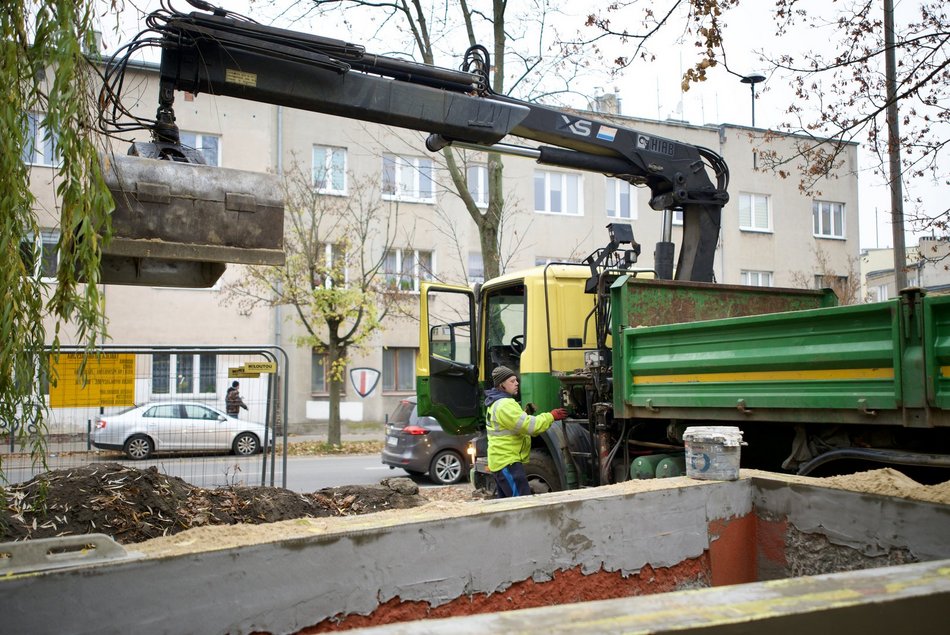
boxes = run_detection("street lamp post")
[741,74,766,168]
[740,73,766,127]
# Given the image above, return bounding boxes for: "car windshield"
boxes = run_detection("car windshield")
[389,400,414,425]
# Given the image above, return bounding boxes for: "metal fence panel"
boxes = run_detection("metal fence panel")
[1,346,289,489]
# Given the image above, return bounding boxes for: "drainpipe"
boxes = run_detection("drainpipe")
[275,106,283,350]
[718,124,728,283]
[274,107,283,440]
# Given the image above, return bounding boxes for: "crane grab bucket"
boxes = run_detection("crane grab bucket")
[99,149,285,287]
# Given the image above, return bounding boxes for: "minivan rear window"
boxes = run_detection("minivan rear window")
[389,400,413,425]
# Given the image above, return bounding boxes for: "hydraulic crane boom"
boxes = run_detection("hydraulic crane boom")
[102,1,729,282]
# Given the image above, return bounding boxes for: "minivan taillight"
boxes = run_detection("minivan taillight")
[95,418,106,429]
[402,425,428,435]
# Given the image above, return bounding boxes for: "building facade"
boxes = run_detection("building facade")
[862,237,950,302]
[27,62,861,433]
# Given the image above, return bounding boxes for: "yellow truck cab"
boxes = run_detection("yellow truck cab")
[417,257,647,491]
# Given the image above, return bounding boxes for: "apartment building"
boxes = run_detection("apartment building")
[862,237,950,302]
[27,61,860,432]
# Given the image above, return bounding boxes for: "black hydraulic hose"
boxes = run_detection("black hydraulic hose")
[537,147,638,176]
[797,447,950,476]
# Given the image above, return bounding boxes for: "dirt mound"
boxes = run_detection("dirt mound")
[1,463,428,545]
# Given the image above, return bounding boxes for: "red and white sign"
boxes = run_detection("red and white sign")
[349,367,381,398]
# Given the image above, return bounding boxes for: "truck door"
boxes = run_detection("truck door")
[417,283,480,434]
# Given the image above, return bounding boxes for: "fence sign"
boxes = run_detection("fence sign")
[244,361,277,373]
[228,367,261,379]
[49,353,136,408]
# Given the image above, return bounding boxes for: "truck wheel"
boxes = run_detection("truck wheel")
[525,450,561,494]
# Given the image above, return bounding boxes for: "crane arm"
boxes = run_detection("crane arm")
[104,3,729,281]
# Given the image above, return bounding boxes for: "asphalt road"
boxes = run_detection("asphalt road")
[274,454,413,492]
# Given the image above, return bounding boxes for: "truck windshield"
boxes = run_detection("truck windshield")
[485,285,526,370]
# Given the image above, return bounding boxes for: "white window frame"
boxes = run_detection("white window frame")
[605,177,636,219]
[875,284,890,302]
[383,248,434,292]
[22,229,60,280]
[22,112,59,167]
[317,243,348,289]
[151,353,217,397]
[467,164,489,207]
[534,170,584,216]
[740,270,773,287]
[813,200,845,239]
[739,192,772,233]
[382,154,435,203]
[313,145,347,195]
[179,131,221,166]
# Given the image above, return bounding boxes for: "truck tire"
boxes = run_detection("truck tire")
[525,449,561,494]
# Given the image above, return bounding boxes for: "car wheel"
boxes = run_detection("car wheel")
[233,432,260,456]
[525,449,561,494]
[429,450,465,485]
[124,435,153,461]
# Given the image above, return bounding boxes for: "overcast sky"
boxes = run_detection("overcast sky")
[565,2,944,252]
[106,0,944,251]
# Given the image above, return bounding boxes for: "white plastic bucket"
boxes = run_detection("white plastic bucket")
[683,426,744,481]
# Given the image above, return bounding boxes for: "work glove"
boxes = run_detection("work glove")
[550,408,568,421]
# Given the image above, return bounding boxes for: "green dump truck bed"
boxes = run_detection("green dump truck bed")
[615,289,950,429]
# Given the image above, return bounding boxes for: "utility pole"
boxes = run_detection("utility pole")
[884,0,908,290]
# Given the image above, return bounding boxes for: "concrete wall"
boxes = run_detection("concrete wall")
[2,473,948,634]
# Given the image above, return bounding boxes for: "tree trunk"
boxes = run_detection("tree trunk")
[480,152,505,279]
[327,330,343,446]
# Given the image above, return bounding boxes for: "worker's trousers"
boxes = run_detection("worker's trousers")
[493,462,531,498]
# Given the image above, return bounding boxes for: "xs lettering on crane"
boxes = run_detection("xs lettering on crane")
[560,115,592,137]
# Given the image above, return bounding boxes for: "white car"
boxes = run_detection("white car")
[92,402,270,460]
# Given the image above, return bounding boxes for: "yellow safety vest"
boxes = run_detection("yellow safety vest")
[486,397,554,472]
